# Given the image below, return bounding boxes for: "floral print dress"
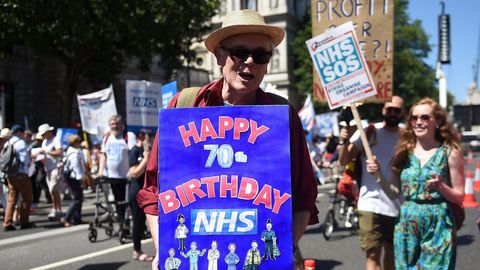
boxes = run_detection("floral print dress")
[395,146,456,269]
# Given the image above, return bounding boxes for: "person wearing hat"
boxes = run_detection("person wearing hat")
[137,9,319,269]
[60,135,85,227]
[37,123,64,219]
[2,124,34,231]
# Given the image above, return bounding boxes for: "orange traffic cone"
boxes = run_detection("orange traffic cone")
[463,170,480,208]
[467,149,474,164]
[474,162,480,192]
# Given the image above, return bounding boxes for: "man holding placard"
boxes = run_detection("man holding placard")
[339,96,404,270]
[137,9,319,270]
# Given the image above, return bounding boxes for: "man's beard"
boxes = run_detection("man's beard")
[384,116,401,127]
[111,129,121,137]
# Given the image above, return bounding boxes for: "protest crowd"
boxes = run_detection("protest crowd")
[0,6,477,270]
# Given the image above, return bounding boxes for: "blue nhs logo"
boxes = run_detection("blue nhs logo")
[191,209,257,235]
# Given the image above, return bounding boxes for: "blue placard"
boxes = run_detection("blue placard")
[56,128,79,149]
[158,105,293,270]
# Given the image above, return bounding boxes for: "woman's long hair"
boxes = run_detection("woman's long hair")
[391,97,461,173]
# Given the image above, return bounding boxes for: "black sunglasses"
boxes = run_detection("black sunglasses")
[220,46,272,64]
[386,107,402,114]
[410,114,432,123]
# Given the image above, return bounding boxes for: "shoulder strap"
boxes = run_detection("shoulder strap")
[266,92,289,105]
[176,87,201,108]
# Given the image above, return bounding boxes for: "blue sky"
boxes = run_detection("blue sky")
[408,0,480,104]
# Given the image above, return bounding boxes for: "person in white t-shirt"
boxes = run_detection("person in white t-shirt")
[37,123,63,220]
[338,96,404,270]
[98,115,129,230]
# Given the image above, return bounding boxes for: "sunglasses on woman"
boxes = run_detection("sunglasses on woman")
[410,114,432,123]
[220,46,272,64]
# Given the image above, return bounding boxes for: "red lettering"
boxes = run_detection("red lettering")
[218,116,234,139]
[175,185,189,207]
[252,185,272,209]
[233,118,249,140]
[248,120,269,144]
[201,176,219,198]
[238,177,259,200]
[158,190,180,214]
[272,189,291,214]
[200,118,218,141]
[182,179,207,203]
[178,122,199,147]
[220,175,238,198]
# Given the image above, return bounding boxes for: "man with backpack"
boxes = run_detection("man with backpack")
[338,96,404,270]
[137,10,319,270]
[2,124,34,231]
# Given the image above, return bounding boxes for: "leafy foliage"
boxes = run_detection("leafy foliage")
[0,0,220,124]
[292,0,439,120]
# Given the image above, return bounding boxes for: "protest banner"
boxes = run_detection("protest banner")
[125,80,162,134]
[158,106,293,269]
[311,0,394,102]
[314,112,339,137]
[306,21,377,109]
[161,81,178,109]
[77,85,117,137]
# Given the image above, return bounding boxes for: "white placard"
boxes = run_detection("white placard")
[306,21,377,109]
[125,80,162,133]
[77,85,117,136]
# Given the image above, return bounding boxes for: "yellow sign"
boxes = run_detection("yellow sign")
[311,0,394,103]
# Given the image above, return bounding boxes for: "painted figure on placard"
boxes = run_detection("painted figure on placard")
[225,242,240,270]
[207,240,220,270]
[181,241,207,270]
[261,218,277,260]
[175,213,188,250]
[164,248,182,270]
[244,240,261,270]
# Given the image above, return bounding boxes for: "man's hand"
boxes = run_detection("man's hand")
[339,126,356,144]
[366,155,380,174]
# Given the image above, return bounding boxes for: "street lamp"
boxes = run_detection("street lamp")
[436,0,451,108]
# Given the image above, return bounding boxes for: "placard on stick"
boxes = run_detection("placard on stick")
[306,21,377,110]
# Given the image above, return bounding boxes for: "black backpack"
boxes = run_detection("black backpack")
[0,140,21,177]
[61,151,76,179]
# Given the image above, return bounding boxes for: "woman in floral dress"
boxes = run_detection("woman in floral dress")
[367,98,465,269]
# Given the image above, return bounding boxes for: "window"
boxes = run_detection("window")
[270,0,279,9]
[271,49,280,71]
[241,0,257,10]
[219,0,226,16]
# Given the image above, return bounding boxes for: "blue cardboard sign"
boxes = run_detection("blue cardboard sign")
[158,105,293,270]
[56,128,79,150]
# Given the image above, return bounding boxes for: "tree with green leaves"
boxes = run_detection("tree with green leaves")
[0,0,220,125]
[293,0,439,120]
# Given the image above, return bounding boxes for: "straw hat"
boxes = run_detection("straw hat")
[37,123,54,136]
[67,134,81,146]
[204,9,285,53]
